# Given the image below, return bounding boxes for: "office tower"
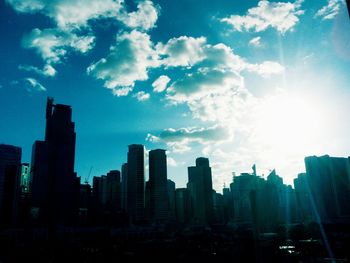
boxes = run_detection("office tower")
[106,170,121,213]
[91,176,102,223]
[305,155,350,223]
[230,173,258,223]
[167,179,176,220]
[294,173,313,222]
[127,144,145,223]
[100,175,108,206]
[145,181,151,221]
[78,182,91,224]
[175,188,189,224]
[187,157,214,224]
[30,140,48,220]
[149,149,169,222]
[213,191,225,223]
[121,163,128,210]
[222,187,234,223]
[31,98,78,225]
[20,163,31,194]
[0,144,22,226]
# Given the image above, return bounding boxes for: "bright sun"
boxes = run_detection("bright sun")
[255,92,326,158]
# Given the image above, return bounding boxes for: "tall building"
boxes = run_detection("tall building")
[175,188,189,224]
[148,149,169,223]
[304,155,350,223]
[20,163,31,194]
[222,187,234,223]
[121,163,128,210]
[0,144,22,226]
[167,179,176,221]
[78,182,91,224]
[187,157,214,225]
[127,144,145,223]
[294,173,313,222]
[106,170,121,213]
[230,173,259,223]
[31,98,78,225]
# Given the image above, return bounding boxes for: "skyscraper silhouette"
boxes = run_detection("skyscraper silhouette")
[187,157,214,225]
[0,144,21,226]
[149,149,169,223]
[304,155,350,223]
[127,144,145,223]
[121,163,128,210]
[31,98,78,225]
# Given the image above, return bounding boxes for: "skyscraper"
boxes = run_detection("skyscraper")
[20,163,31,194]
[121,163,128,210]
[175,188,189,224]
[149,149,169,223]
[0,144,22,226]
[187,157,214,224]
[31,98,78,225]
[106,170,121,213]
[167,179,176,221]
[304,155,350,223]
[127,144,145,223]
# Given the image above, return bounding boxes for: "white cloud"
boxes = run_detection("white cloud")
[134,91,150,101]
[22,28,95,64]
[6,0,159,31]
[246,61,285,77]
[6,0,124,30]
[119,0,159,31]
[167,157,178,167]
[315,0,343,20]
[5,0,45,13]
[7,0,160,77]
[249,36,262,47]
[147,126,231,153]
[157,36,207,67]
[221,0,304,33]
[25,77,46,91]
[152,75,171,93]
[18,64,56,77]
[87,30,159,94]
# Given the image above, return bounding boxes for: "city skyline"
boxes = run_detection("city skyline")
[1,0,350,191]
[0,97,350,261]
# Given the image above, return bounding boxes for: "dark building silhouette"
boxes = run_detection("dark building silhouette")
[213,191,224,223]
[304,155,350,223]
[222,187,234,223]
[78,182,91,224]
[149,149,169,223]
[127,144,145,223]
[167,179,176,221]
[145,180,151,221]
[106,170,122,213]
[294,173,313,222]
[230,173,257,223]
[30,98,78,225]
[175,188,190,224]
[91,176,103,223]
[30,140,48,221]
[0,144,22,226]
[121,163,128,210]
[187,157,214,225]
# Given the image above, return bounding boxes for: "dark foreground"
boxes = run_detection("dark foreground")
[0,223,349,262]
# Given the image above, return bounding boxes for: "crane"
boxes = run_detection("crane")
[84,166,93,185]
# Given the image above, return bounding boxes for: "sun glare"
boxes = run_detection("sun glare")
[255,92,326,157]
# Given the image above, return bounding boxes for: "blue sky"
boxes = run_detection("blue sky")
[0,0,349,191]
